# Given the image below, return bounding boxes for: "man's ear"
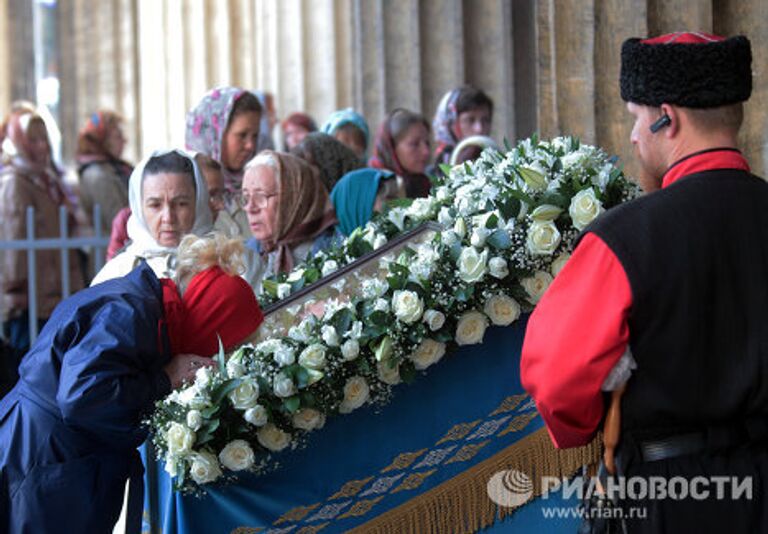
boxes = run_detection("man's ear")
[660,104,680,137]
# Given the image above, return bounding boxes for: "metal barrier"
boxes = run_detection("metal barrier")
[0,204,110,343]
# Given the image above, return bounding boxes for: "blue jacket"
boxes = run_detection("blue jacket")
[0,263,171,534]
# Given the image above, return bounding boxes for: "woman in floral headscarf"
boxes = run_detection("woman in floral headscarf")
[185,87,263,193]
[0,103,84,359]
[432,85,494,171]
[369,108,432,198]
[76,110,133,232]
[239,151,338,293]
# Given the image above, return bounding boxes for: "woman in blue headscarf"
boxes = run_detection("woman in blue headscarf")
[321,108,370,161]
[330,168,403,236]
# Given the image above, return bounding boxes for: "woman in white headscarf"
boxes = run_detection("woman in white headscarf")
[91,149,213,285]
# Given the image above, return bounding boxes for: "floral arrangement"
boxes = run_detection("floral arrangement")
[148,135,640,492]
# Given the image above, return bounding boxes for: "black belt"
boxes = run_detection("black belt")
[640,432,707,462]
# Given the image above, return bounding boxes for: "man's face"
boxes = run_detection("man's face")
[626,102,666,192]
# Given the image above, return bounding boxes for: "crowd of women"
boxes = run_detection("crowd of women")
[0,84,497,531]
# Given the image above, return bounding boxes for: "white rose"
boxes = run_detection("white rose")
[321,325,340,347]
[194,366,213,388]
[470,227,490,247]
[391,290,424,324]
[483,295,521,326]
[437,207,453,226]
[341,339,360,360]
[455,311,489,345]
[218,439,255,471]
[373,234,388,249]
[339,376,370,414]
[298,344,327,370]
[521,270,553,304]
[188,451,222,484]
[441,231,459,247]
[166,422,195,456]
[226,358,246,378]
[288,316,316,342]
[244,404,268,426]
[569,188,604,230]
[551,252,571,277]
[228,378,260,410]
[526,220,561,256]
[273,373,296,398]
[186,410,203,432]
[177,386,210,410]
[408,198,433,219]
[408,339,447,370]
[457,247,488,284]
[164,456,178,477]
[292,408,326,431]
[257,423,292,452]
[362,278,389,299]
[377,359,401,385]
[347,320,363,339]
[422,309,446,331]
[454,217,467,238]
[277,283,291,299]
[286,268,305,283]
[273,345,296,367]
[321,260,339,277]
[488,257,509,279]
[373,297,389,312]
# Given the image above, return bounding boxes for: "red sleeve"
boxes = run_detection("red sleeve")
[521,232,632,448]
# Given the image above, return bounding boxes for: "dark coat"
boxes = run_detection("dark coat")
[0,262,171,534]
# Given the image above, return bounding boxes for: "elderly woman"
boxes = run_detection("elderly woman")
[290,132,363,191]
[76,110,133,232]
[240,151,338,293]
[0,233,264,533]
[91,149,212,285]
[432,85,494,170]
[0,103,84,360]
[369,108,433,198]
[321,108,370,161]
[330,168,404,236]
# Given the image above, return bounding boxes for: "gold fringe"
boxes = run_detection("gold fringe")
[350,428,601,534]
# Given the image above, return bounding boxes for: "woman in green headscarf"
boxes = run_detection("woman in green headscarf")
[330,168,404,236]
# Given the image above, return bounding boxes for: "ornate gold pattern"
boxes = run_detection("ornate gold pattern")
[444,440,491,464]
[380,449,428,473]
[435,420,481,445]
[296,524,329,534]
[498,412,538,436]
[273,503,321,525]
[337,496,386,519]
[328,477,375,500]
[391,469,437,494]
[489,393,529,416]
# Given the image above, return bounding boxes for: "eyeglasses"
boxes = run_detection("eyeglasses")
[236,191,279,209]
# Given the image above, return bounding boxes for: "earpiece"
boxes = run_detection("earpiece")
[649,114,671,133]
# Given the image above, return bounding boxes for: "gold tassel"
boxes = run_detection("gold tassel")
[350,428,601,534]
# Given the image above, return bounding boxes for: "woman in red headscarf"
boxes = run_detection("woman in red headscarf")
[76,110,133,233]
[0,233,264,534]
[369,108,433,198]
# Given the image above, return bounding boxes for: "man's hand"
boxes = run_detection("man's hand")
[163,353,214,390]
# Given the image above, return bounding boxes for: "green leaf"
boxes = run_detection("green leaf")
[290,278,306,292]
[331,308,354,336]
[448,241,462,262]
[283,396,301,413]
[261,279,279,298]
[200,405,220,419]
[455,285,474,302]
[295,366,310,389]
[439,163,453,177]
[486,229,512,250]
[387,197,415,209]
[485,213,499,229]
[503,137,512,152]
[304,267,321,284]
[400,363,417,384]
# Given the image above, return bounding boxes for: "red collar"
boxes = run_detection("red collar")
[662,148,750,188]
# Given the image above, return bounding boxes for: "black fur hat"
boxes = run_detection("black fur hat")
[620,33,752,108]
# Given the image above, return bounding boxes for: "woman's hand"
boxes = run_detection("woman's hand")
[163,353,214,390]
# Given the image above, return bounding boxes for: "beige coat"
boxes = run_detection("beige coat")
[0,167,84,320]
